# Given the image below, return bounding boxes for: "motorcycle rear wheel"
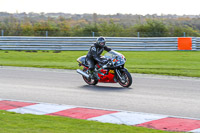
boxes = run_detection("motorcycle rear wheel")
[82,68,98,85]
[118,70,132,88]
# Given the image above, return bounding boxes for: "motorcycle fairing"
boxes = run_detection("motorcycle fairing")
[98,69,116,83]
[77,55,88,67]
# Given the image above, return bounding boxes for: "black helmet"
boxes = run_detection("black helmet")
[96,36,106,47]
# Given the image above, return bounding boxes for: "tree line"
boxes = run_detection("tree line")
[0,12,200,37]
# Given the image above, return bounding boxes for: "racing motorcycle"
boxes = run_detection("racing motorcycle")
[76,50,132,87]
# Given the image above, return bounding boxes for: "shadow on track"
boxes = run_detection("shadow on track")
[80,85,133,92]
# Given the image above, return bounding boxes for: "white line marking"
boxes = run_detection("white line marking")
[190,128,200,133]
[89,111,167,125]
[8,103,75,115]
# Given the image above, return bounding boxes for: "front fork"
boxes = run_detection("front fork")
[115,68,128,83]
[115,69,123,81]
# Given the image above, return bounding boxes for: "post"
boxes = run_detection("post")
[137,32,140,38]
[1,30,4,37]
[92,32,95,37]
[46,31,48,37]
[183,32,186,37]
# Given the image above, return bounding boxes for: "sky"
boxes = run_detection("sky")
[0,0,200,15]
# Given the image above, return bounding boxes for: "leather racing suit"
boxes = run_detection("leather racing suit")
[86,43,111,72]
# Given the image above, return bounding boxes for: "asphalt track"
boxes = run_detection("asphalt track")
[0,66,200,119]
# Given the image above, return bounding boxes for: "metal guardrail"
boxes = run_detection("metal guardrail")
[0,36,199,51]
[195,38,200,51]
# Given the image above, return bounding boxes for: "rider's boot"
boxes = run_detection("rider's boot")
[88,70,94,79]
[89,70,99,80]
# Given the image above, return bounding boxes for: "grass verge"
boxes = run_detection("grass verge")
[0,50,200,77]
[0,110,178,133]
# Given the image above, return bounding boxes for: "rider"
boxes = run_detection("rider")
[86,36,112,79]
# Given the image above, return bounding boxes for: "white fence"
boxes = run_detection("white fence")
[0,36,199,51]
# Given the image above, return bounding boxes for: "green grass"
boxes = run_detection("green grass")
[123,51,200,77]
[0,50,200,77]
[0,110,178,133]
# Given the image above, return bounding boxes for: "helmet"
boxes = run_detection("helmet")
[96,36,106,47]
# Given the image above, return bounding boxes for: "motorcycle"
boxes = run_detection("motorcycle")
[76,50,132,88]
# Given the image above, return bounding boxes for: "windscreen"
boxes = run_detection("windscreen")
[104,50,126,66]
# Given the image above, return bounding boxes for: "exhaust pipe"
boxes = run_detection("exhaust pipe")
[76,69,90,79]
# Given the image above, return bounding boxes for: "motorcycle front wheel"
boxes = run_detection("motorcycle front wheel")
[82,68,98,85]
[118,69,132,88]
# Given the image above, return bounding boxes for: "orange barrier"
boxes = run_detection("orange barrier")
[178,37,192,50]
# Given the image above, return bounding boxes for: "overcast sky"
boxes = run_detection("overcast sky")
[0,0,200,15]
